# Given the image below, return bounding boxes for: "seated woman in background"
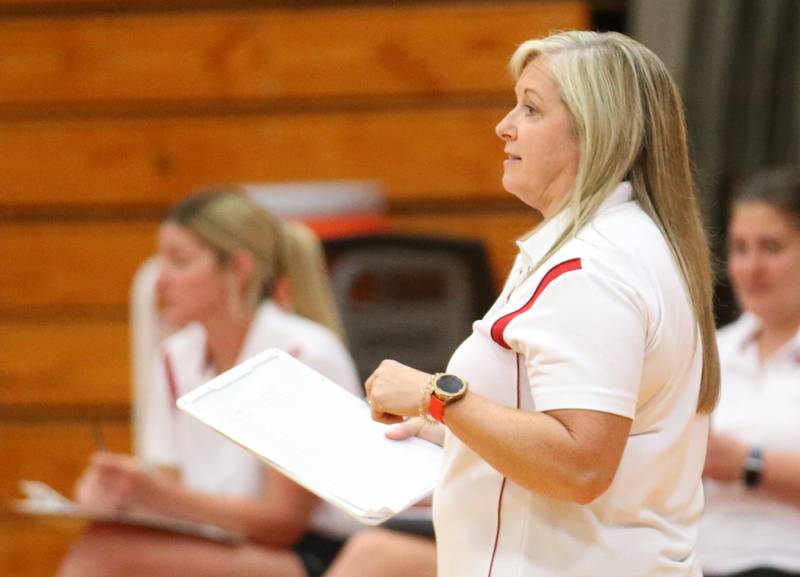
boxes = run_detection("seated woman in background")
[700,168,800,577]
[57,188,363,577]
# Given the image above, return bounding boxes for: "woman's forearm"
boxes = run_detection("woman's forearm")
[759,449,800,507]
[443,392,631,503]
[144,472,315,547]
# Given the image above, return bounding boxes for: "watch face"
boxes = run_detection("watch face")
[437,374,464,395]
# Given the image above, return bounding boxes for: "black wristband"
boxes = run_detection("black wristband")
[743,446,764,489]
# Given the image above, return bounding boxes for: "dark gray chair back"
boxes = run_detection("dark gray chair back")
[324,234,496,383]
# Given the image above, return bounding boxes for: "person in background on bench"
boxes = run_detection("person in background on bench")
[57,188,363,577]
[699,168,800,577]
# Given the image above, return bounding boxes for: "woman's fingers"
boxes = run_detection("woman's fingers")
[79,453,145,510]
[385,417,425,440]
[370,400,405,424]
[364,371,374,397]
[373,412,405,425]
[365,360,432,422]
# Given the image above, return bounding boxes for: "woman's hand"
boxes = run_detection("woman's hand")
[386,417,446,446]
[703,431,749,483]
[74,452,171,512]
[365,360,432,424]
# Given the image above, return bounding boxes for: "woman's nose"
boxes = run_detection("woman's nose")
[495,111,515,141]
[733,249,762,277]
[155,265,170,293]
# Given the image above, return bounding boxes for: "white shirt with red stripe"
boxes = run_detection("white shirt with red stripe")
[139,300,364,538]
[699,314,800,575]
[433,182,709,577]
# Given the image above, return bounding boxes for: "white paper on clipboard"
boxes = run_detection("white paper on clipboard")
[176,348,442,526]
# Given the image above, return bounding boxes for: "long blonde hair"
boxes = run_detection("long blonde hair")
[165,187,346,342]
[510,31,719,412]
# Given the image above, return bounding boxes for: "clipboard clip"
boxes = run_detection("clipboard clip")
[181,349,284,403]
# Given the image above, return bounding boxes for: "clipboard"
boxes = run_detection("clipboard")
[14,480,243,543]
[177,348,443,526]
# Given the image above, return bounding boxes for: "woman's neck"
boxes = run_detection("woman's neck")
[203,307,256,374]
[757,315,800,363]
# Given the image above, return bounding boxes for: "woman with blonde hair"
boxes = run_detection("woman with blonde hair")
[57,188,362,577]
[366,30,719,577]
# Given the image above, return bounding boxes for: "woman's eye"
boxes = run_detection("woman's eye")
[727,240,747,256]
[167,253,190,268]
[762,240,784,254]
[524,105,536,116]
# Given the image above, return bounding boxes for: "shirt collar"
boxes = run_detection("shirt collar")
[516,181,634,266]
[733,312,763,353]
[734,312,800,365]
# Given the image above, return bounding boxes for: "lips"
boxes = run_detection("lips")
[505,152,521,161]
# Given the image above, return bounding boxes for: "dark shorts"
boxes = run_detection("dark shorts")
[707,569,800,577]
[293,532,346,577]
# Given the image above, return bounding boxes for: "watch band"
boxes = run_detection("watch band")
[428,394,446,423]
[426,373,468,423]
[743,446,764,489]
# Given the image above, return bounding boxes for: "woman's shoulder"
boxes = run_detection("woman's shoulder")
[254,302,361,393]
[251,302,354,368]
[578,202,663,252]
[255,301,343,347]
[568,206,662,278]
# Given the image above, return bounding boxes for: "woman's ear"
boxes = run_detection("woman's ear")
[274,276,293,310]
[228,249,256,292]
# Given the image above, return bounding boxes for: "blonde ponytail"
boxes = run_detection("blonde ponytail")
[279,221,347,343]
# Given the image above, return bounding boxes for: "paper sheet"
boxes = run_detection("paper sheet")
[177,348,443,525]
[14,480,243,543]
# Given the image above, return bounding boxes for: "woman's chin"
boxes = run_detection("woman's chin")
[158,308,190,329]
[501,180,527,202]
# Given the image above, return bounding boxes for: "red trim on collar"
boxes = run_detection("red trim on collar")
[739,329,759,354]
[490,258,582,349]
[162,352,179,412]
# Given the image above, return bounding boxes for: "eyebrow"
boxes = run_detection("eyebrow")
[523,88,543,102]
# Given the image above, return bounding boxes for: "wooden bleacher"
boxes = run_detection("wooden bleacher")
[0,1,589,574]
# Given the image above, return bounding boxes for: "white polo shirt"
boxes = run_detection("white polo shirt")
[140,300,364,539]
[433,182,708,577]
[699,314,800,575]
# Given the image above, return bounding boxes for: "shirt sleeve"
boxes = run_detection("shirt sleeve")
[502,262,647,418]
[137,352,181,467]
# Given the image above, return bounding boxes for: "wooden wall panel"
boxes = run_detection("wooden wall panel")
[0,516,81,577]
[0,318,130,407]
[0,222,155,313]
[0,0,168,6]
[0,2,589,107]
[0,421,130,576]
[0,422,131,500]
[0,211,534,314]
[394,209,538,285]
[0,210,536,408]
[0,108,508,210]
